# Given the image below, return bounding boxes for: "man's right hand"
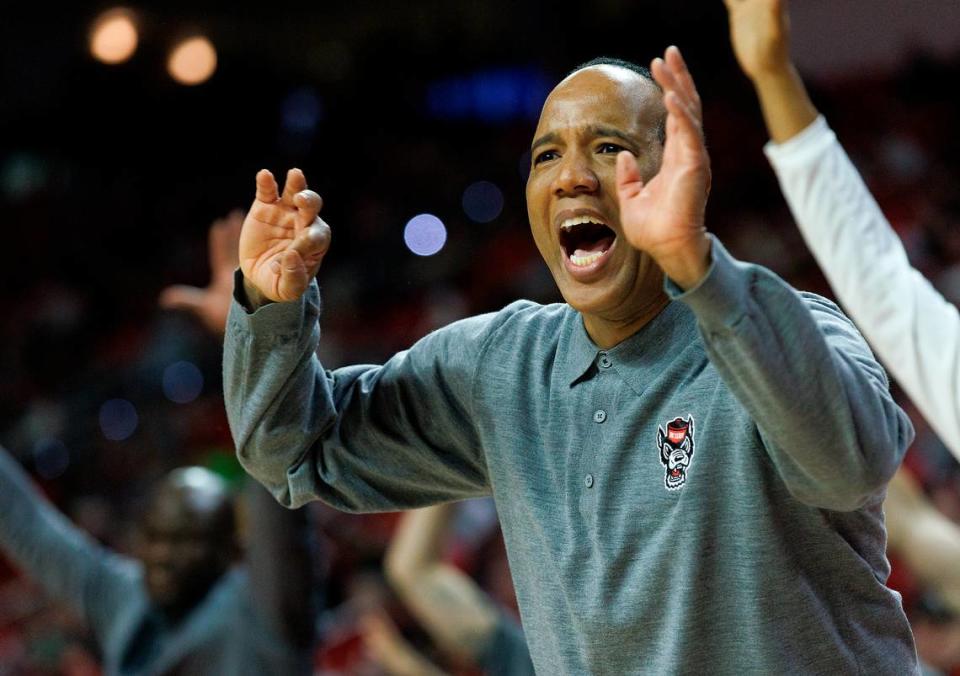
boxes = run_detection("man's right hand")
[239,168,331,308]
[723,0,791,82]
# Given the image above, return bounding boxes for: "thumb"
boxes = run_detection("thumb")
[277,249,309,301]
[159,285,206,312]
[616,151,644,201]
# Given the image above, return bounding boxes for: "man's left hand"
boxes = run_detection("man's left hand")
[617,46,712,290]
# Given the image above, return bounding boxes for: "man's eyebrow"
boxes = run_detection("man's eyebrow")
[530,132,559,152]
[590,126,637,146]
[531,127,639,153]
[530,131,560,153]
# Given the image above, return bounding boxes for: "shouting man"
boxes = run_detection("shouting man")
[224,46,918,673]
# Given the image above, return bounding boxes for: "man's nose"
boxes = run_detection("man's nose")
[553,153,599,196]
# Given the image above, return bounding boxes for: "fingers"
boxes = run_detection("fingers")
[664,46,701,117]
[276,249,310,301]
[616,151,645,201]
[652,48,701,125]
[291,221,332,269]
[293,190,323,230]
[663,91,703,145]
[281,168,307,206]
[255,169,279,203]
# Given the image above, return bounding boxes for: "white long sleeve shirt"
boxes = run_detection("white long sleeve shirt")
[765,116,960,455]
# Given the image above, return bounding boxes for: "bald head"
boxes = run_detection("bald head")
[140,467,237,617]
[555,61,665,144]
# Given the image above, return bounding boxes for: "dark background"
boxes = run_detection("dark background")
[2,2,960,672]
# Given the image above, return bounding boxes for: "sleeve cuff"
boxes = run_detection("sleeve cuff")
[763,115,836,169]
[227,269,321,338]
[665,237,750,331]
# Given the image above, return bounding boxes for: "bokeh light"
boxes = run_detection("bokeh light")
[462,181,504,223]
[167,36,217,86]
[99,399,139,441]
[403,214,447,256]
[89,9,138,65]
[33,439,70,480]
[162,360,204,404]
[281,87,324,135]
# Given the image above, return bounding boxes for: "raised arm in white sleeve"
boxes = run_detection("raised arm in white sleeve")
[764,117,960,456]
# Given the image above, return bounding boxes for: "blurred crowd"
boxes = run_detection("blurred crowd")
[2,23,960,676]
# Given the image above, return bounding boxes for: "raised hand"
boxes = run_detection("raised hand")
[616,46,711,289]
[239,168,331,305]
[159,210,243,336]
[724,0,791,81]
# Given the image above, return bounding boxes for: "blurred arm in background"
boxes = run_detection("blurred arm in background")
[725,0,960,454]
[384,503,534,676]
[0,445,138,648]
[360,608,451,676]
[885,470,960,616]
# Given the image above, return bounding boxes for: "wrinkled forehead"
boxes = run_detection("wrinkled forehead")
[534,65,662,139]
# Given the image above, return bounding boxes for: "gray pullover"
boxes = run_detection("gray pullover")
[224,238,918,674]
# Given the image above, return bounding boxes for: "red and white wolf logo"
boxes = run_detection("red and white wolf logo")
[657,416,695,491]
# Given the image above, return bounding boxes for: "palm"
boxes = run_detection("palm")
[617,48,710,263]
[619,135,709,257]
[725,0,789,80]
[239,168,329,303]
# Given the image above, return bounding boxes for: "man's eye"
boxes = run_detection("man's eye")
[598,142,626,154]
[533,150,558,165]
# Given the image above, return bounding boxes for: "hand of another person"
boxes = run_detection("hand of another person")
[239,168,331,307]
[616,46,712,289]
[159,210,243,336]
[360,609,450,676]
[724,0,792,82]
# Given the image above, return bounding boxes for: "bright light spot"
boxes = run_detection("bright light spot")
[462,181,504,223]
[167,36,217,86]
[90,9,138,65]
[403,214,447,256]
[99,399,138,441]
[162,361,204,404]
[33,439,70,480]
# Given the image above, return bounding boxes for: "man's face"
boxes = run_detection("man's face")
[526,66,666,317]
[139,482,234,616]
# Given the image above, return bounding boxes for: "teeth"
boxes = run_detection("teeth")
[561,215,607,231]
[570,251,604,267]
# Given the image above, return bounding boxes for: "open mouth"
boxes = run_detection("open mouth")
[560,216,617,267]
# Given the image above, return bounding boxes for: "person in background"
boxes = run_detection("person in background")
[377,503,534,676]
[724,0,960,455]
[725,3,960,672]
[0,212,319,675]
[0,448,317,675]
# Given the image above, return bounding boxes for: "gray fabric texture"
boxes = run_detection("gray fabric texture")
[475,611,536,676]
[225,237,918,675]
[0,448,313,676]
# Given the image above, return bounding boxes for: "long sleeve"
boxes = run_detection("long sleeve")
[670,239,914,511]
[764,116,960,455]
[223,272,494,512]
[0,446,139,640]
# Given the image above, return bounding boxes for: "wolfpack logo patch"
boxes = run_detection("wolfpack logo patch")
[657,415,695,491]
